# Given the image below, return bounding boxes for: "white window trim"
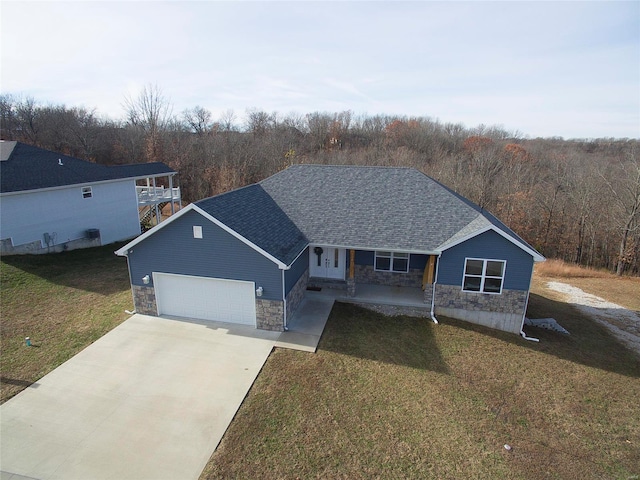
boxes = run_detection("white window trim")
[193,225,203,239]
[374,251,410,273]
[81,186,92,198]
[462,257,506,295]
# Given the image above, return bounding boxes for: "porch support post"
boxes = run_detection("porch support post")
[422,255,436,290]
[169,175,175,215]
[347,249,356,297]
[153,177,160,225]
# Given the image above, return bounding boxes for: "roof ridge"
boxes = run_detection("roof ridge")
[286,163,416,170]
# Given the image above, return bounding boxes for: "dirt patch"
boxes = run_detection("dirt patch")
[547,281,640,356]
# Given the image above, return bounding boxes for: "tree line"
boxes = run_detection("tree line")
[1,87,638,276]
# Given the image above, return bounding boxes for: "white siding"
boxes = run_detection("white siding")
[0,180,140,247]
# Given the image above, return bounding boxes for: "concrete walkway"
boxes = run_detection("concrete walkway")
[276,294,335,352]
[0,314,280,480]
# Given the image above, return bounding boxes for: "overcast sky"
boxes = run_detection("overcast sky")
[1,1,639,139]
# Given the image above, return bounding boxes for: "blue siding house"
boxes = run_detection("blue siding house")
[116,165,544,336]
[0,141,180,254]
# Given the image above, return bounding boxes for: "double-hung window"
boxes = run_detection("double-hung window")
[81,186,93,198]
[375,251,409,273]
[463,258,506,294]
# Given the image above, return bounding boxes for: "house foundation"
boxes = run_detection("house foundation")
[434,284,528,334]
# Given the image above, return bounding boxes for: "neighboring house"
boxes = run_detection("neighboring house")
[0,141,180,254]
[116,165,544,337]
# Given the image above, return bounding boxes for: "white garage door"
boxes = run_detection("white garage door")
[153,273,256,326]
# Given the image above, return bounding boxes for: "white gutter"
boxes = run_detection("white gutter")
[282,269,288,331]
[429,254,441,324]
[519,262,539,342]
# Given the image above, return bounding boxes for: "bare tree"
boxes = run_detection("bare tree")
[601,146,640,275]
[182,106,212,135]
[218,109,237,132]
[123,84,173,161]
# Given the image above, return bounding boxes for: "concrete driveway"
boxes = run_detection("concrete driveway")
[0,314,280,480]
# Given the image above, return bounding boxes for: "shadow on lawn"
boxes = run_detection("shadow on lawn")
[320,295,640,379]
[1,242,130,296]
[319,302,450,374]
[441,292,640,379]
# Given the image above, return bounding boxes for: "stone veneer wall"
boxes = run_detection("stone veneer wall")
[285,269,309,321]
[423,284,434,305]
[132,285,157,315]
[354,264,423,288]
[434,284,528,334]
[256,299,285,331]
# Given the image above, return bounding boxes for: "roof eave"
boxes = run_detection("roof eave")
[438,225,545,262]
[115,203,290,269]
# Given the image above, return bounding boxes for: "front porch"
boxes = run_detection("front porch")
[307,278,428,309]
[280,282,429,353]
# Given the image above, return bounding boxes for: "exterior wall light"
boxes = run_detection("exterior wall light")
[142,275,150,285]
[256,286,263,297]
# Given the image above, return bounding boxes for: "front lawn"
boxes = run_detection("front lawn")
[2,249,638,478]
[0,244,132,403]
[202,288,640,479]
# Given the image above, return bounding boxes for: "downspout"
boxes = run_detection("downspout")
[519,263,539,342]
[430,254,441,324]
[282,269,288,331]
[118,249,137,315]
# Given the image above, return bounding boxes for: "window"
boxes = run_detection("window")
[193,226,203,239]
[81,186,92,198]
[375,251,409,273]
[462,258,505,294]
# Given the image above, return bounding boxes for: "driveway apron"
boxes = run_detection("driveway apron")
[0,314,279,480]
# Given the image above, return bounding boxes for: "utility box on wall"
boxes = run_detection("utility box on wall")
[86,229,100,239]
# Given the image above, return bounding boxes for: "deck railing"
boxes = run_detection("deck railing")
[136,186,181,204]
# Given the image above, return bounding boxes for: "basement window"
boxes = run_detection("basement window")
[193,225,203,239]
[374,251,409,273]
[462,258,506,294]
[81,186,92,198]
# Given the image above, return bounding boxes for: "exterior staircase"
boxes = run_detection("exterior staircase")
[140,202,168,231]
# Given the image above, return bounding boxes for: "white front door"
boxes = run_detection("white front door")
[309,246,346,280]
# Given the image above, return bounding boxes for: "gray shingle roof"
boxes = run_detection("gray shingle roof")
[260,165,488,252]
[0,142,175,194]
[195,184,308,266]
[140,164,541,267]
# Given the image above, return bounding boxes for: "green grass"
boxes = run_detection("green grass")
[1,250,638,478]
[202,288,640,479]
[0,244,132,403]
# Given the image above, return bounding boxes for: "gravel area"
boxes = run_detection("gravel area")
[546,281,640,356]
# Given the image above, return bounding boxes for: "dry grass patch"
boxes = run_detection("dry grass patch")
[0,244,132,403]
[202,295,640,479]
[535,259,610,279]
[534,260,640,312]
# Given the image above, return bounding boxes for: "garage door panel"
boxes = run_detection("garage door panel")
[153,273,256,326]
